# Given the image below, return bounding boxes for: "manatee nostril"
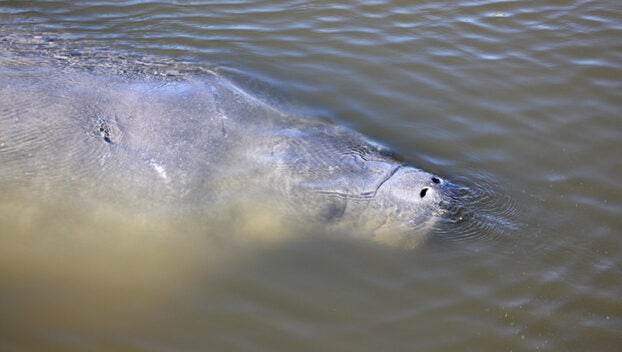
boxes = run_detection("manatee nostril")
[420,187,428,198]
[431,177,440,184]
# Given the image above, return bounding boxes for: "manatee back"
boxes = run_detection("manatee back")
[0,58,286,214]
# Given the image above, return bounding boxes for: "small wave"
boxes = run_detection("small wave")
[433,172,520,242]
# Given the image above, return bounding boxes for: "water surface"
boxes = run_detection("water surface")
[1,1,621,351]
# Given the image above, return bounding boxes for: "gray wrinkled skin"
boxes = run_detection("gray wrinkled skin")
[0,53,452,246]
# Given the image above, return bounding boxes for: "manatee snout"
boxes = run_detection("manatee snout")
[357,166,454,234]
[385,166,452,207]
[416,172,463,222]
[417,173,450,204]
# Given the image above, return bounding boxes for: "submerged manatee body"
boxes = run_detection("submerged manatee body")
[0,53,453,246]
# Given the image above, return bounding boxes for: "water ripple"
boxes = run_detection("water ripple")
[2,1,622,350]
[433,172,521,242]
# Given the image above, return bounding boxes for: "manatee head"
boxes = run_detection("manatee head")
[357,165,454,245]
[269,128,455,246]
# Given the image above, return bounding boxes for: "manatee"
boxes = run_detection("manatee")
[0,49,454,246]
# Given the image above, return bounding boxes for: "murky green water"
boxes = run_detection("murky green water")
[1,1,621,351]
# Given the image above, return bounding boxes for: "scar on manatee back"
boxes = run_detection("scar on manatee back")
[90,115,115,144]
